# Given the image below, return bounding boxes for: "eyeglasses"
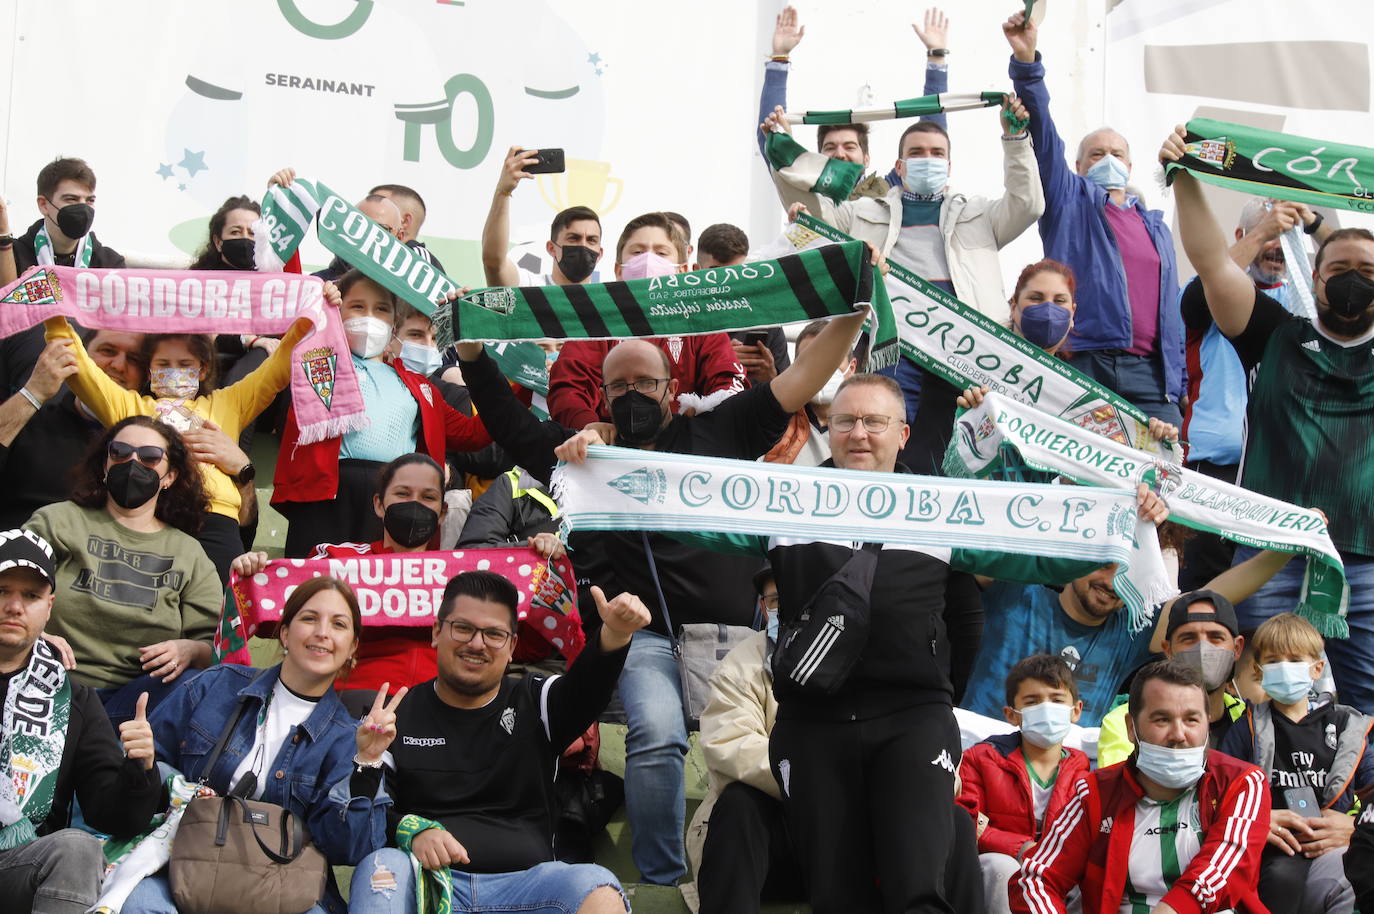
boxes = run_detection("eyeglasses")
[761,593,780,611]
[602,378,669,398]
[829,414,903,434]
[108,441,166,467]
[442,619,513,649]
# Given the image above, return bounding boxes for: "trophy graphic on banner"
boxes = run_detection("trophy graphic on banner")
[539,159,624,215]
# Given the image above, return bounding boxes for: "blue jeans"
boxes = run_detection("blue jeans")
[1066,350,1183,427]
[97,671,200,728]
[348,849,626,913]
[1232,546,1374,713]
[619,630,690,884]
[121,872,328,914]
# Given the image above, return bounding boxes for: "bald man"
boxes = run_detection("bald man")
[1005,10,1184,427]
[312,194,404,282]
[370,183,448,274]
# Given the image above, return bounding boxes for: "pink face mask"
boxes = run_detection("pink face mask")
[619,251,680,280]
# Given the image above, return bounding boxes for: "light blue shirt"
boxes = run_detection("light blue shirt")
[340,356,418,462]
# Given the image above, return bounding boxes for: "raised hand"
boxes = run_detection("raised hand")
[913,8,949,51]
[1135,483,1170,526]
[1158,125,1189,165]
[956,386,990,410]
[231,551,270,578]
[119,692,156,771]
[527,533,566,561]
[1002,8,1038,62]
[355,683,408,764]
[591,585,651,651]
[322,280,342,310]
[23,339,79,404]
[760,105,792,140]
[1001,93,1030,137]
[772,6,805,56]
[554,428,605,464]
[267,168,297,188]
[411,827,470,870]
[496,146,541,197]
[1146,417,1179,444]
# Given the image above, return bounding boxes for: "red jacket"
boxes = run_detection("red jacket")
[547,333,745,429]
[957,733,1091,860]
[1011,752,1270,914]
[272,357,491,504]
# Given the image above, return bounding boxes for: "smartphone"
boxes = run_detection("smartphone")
[742,330,769,348]
[522,148,565,174]
[1283,785,1320,817]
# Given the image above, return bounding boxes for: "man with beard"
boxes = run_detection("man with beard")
[1164,126,1374,712]
[1178,198,1330,589]
[349,570,646,913]
[452,305,865,885]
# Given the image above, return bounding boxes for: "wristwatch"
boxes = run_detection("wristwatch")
[1304,211,1324,235]
[233,462,256,486]
[928,48,950,58]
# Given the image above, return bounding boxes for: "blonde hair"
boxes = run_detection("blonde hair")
[1250,613,1324,664]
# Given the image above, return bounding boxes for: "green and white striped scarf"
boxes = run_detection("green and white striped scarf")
[1165,119,1374,214]
[789,213,1180,459]
[432,240,898,370]
[944,391,1350,637]
[254,178,321,271]
[32,222,91,268]
[552,445,1172,634]
[782,91,1009,126]
[396,814,452,914]
[0,639,70,851]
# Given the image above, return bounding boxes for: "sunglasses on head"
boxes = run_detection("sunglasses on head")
[108,441,166,467]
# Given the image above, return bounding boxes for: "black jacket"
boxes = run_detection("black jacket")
[0,666,163,839]
[457,470,560,547]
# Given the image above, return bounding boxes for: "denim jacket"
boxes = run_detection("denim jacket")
[149,664,390,913]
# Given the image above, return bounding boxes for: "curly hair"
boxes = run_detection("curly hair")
[189,195,262,271]
[70,416,210,535]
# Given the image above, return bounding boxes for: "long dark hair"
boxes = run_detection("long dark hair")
[71,416,211,534]
[189,195,261,271]
[139,334,219,397]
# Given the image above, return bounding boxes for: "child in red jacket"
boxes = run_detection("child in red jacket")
[958,654,1090,913]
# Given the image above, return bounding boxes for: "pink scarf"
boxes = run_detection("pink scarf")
[0,266,366,443]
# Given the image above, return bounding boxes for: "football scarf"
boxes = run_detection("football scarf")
[32,222,91,268]
[0,639,70,851]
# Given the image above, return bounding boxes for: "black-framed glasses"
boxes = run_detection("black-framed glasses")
[829,414,902,434]
[442,619,513,649]
[602,378,669,398]
[108,441,166,467]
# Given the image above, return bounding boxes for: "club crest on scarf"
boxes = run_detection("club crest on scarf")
[301,347,337,409]
[3,271,62,306]
[957,413,998,461]
[667,336,684,364]
[1141,460,1185,499]
[607,467,667,505]
[469,288,517,316]
[1186,137,1237,171]
[1065,403,1129,446]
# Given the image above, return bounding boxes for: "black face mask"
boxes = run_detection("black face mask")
[610,389,666,446]
[55,203,94,239]
[383,500,439,548]
[556,245,598,283]
[1321,269,1374,336]
[106,461,162,510]
[220,237,256,270]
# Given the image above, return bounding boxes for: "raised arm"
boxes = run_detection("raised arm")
[770,309,865,414]
[0,339,77,448]
[0,196,15,287]
[988,93,1044,247]
[913,8,950,130]
[1003,10,1076,205]
[757,6,803,159]
[480,147,536,288]
[1161,126,1260,337]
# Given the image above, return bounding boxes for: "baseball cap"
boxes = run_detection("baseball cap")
[1165,588,1240,640]
[0,529,56,590]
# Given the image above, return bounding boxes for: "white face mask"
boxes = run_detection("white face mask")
[344,316,392,359]
[400,341,443,376]
[902,156,949,197]
[811,369,847,406]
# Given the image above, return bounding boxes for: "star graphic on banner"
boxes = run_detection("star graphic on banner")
[178,149,207,177]
[595,68,604,77]
[587,52,601,66]
[155,163,175,180]
[178,183,187,191]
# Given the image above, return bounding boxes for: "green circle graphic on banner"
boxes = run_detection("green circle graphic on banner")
[278,0,374,40]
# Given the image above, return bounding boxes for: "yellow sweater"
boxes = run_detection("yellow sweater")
[46,317,307,520]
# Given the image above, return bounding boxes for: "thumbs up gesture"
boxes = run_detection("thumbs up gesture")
[119,692,156,771]
[591,585,652,651]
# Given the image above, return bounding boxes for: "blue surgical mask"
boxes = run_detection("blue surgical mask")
[1261,661,1315,704]
[1019,701,1072,749]
[399,341,443,376]
[1085,154,1130,190]
[1018,302,1073,350]
[903,157,948,197]
[1134,740,1207,789]
[766,611,779,642]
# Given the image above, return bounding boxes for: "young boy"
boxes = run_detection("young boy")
[958,654,1090,914]
[1218,613,1374,914]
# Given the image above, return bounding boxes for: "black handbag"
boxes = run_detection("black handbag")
[770,543,881,699]
[169,683,328,914]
